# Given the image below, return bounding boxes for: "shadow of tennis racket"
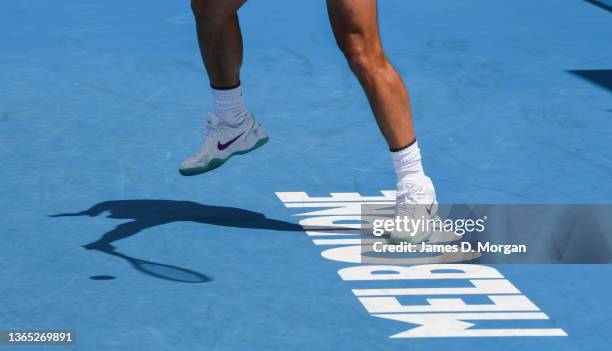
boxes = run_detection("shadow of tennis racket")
[105,250,211,283]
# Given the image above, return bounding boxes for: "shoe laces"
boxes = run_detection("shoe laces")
[396,182,430,218]
[201,113,222,136]
[194,113,229,157]
[398,183,423,205]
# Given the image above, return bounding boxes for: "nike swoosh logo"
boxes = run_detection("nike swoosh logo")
[426,203,434,215]
[217,132,244,150]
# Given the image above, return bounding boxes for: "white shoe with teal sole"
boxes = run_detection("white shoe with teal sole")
[389,177,438,244]
[179,112,268,176]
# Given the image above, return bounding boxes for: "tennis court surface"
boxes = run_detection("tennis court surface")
[1,0,611,349]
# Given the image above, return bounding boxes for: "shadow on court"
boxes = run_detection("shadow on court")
[569,69,612,93]
[50,200,304,283]
[584,0,612,13]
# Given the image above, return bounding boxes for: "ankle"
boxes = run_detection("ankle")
[211,83,248,126]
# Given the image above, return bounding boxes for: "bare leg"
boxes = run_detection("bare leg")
[191,0,247,87]
[179,0,269,176]
[327,0,415,149]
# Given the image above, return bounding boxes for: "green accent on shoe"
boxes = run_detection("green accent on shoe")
[387,231,433,245]
[179,136,269,176]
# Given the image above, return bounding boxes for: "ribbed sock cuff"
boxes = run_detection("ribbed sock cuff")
[211,84,247,125]
[391,141,425,182]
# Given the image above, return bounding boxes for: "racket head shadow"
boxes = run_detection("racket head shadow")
[107,251,211,283]
[133,260,211,283]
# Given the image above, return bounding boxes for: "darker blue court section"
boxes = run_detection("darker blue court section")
[1,0,611,350]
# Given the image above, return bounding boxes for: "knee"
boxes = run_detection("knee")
[337,38,386,77]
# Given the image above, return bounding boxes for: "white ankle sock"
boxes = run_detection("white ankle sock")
[211,84,248,126]
[390,141,426,184]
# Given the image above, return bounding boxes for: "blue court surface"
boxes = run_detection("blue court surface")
[1,0,611,350]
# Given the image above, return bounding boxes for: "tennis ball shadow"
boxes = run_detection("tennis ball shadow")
[90,275,116,281]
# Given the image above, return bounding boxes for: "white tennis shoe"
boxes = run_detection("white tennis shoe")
[389,176,438,244]
[179,112,268,176]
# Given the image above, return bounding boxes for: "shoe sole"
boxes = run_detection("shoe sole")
[179,136,269,176]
